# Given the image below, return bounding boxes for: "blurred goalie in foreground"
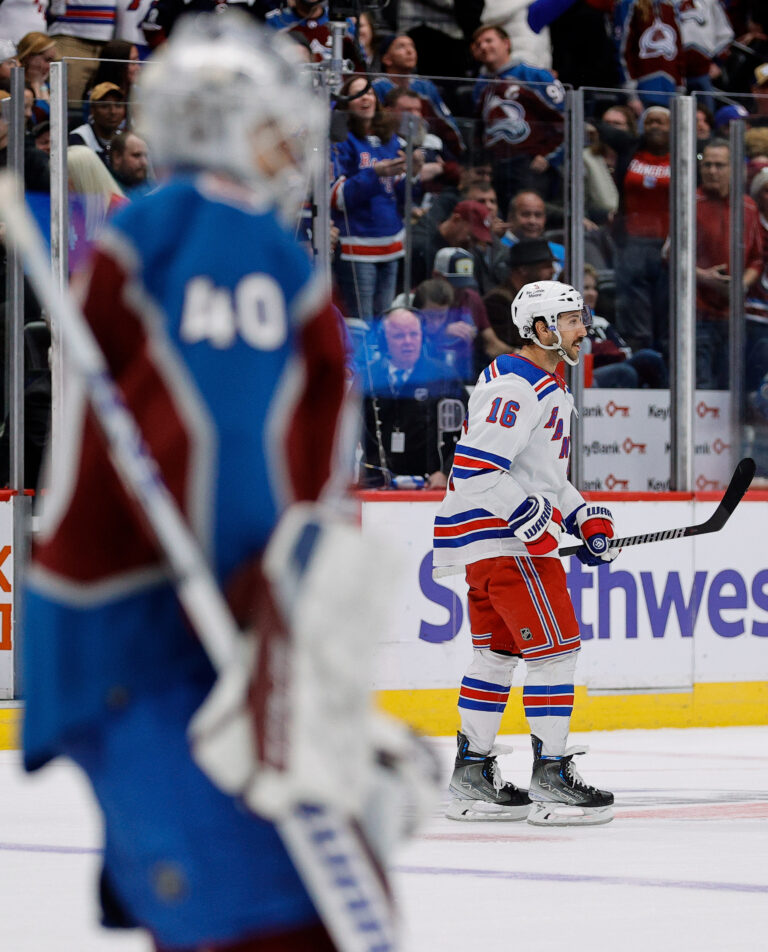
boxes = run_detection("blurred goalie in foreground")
[21,14,434,952]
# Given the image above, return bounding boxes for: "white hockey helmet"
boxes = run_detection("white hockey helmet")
[511,280,591,366]
[133,12,325,219]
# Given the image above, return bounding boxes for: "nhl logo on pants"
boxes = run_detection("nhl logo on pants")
[520,627,533,641]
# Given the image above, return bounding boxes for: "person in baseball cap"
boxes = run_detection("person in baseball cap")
[433,247,479,289]
[89,81,123,103]
[69,82,127,160]
[452,199,493,244]
[430,244,511,364]
[714,102,749,133]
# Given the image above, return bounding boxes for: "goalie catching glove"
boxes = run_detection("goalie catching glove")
[566,503,618,566]
[508,493,562,555]
[188,503,439,854]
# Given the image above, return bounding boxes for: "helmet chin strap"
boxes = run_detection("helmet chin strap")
[535,323,579,367]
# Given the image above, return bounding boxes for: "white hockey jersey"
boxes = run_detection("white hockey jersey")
[48,0,116,41]
[433,353,585,577]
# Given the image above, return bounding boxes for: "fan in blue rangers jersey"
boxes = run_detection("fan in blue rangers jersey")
[21,15,389,952]
[433,280,620,827]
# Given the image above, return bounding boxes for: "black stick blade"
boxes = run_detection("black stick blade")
[720,457,756,516]
[696,457,756,534]
[558,457,756,556]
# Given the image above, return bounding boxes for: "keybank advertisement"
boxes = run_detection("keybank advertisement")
[580,390,731,492]
[362,499,768,692]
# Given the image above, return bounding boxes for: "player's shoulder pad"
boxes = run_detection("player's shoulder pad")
[480,354,563,402]
[104,176,312,305]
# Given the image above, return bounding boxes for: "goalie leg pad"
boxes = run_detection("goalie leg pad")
[69,679,324,949]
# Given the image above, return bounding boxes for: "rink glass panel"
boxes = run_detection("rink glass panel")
[692,90,768,488]
[33,60,768,493]
[577,87,675,492]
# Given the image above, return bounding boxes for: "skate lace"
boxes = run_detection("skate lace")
[562,747,599,792]
[485,756,505,792]
[486,743,514,791]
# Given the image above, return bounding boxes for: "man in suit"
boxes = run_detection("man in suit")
[362,308,466,488]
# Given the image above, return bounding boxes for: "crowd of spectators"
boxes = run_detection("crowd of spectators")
[1,0,768,488]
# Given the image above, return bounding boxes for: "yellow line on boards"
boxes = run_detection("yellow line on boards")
[2,682,767,750]
[376,682,768,735]
[0,707,21,751]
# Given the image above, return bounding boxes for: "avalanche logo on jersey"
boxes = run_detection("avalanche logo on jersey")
[639,19,678,61]
[676,0,707,26]
[483,95,530,147]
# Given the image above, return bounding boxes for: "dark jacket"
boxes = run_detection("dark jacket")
[362,353,466,481]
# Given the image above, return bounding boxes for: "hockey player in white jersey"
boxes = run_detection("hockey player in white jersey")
[433,281,618,826]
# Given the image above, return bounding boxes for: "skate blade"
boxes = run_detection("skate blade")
[527,801,614,827]
[446,798,530,821]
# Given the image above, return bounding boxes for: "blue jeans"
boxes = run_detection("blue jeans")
[334,257,399,321]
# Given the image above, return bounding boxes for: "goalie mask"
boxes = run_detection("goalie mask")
[511,281,592,366]
[133,12,325,220]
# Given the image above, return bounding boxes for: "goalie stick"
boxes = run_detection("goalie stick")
[558,457,756,557]
[0,173,396,952]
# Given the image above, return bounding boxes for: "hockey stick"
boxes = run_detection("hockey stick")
[0,173,396,952]
[558,457,756,557]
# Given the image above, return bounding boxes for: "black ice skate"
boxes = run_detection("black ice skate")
[527,735,614,826]
[446,732,531,821]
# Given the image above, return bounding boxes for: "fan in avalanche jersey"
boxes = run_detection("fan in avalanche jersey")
[433,281,620,827]
[22,13,351,952]
[470,24,564,212]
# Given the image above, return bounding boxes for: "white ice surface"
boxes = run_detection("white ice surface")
[1,726,767,952]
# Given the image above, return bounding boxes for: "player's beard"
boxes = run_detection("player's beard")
[560,337,582,364]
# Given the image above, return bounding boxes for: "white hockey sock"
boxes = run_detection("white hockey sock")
[458,648,518,754]
[523,652,578,757]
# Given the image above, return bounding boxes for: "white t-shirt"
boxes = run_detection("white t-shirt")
[0,0,49,45]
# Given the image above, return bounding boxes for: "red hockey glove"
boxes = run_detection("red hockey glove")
[508,493,563,556]
[574,503,618,566]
